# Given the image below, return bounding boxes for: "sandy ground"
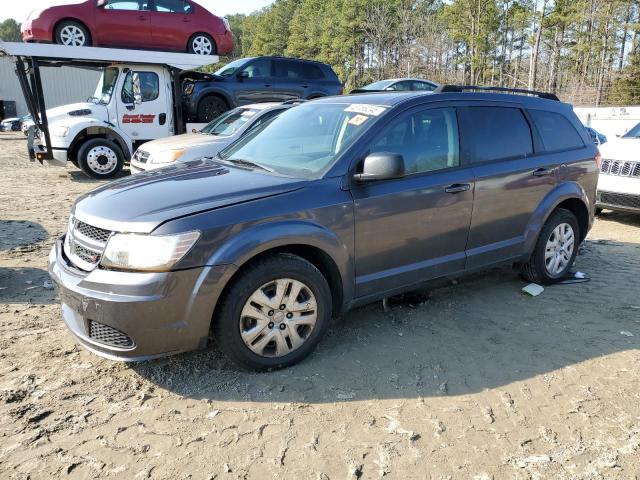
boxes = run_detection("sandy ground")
[0,131,639,480]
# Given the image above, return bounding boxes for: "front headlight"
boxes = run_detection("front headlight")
[51,126,70,137]
[101,231,200,272]
[150,149,185,164]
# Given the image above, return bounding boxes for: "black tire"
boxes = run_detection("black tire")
[197,96,228,123]
[188,33,217,55]
[521,208,580,285]
[77,138,124,179]
[54,21,91,47]
[595,207,603,216]
[213,253,332,371]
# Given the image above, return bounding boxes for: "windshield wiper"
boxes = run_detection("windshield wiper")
[227,158,274,173]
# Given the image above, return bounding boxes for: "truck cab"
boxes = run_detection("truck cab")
[0,41,216,178]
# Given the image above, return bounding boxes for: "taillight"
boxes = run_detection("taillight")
[595,149,602,169]
[223,17,231,32]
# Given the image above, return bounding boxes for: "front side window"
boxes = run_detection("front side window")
[412,81,437,91]
[388,81,412,92]
[214,59,248,77]
[200,107,262,136]
[465,107,533,163]
[241,58,271,79]
[92,67,119,105]
[370,107,459,174]
[122,71,159,103]
[103,0,145,11]
[363,80,395,91]
[529,109,585,152]
[219,103,381,178]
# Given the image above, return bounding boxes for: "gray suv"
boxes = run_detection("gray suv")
[49,86,599,370]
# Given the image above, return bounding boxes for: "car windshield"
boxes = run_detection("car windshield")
[218,102,386,178]
[623,122,640,138]
[200,107,262,136]
[214,59,249,77]
[362,80,395,90]
[91,67,119,105]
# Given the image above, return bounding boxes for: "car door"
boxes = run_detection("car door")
[234,58,276,105]
[117,67,171,143]
[351,105,475,298]
[95,0,152,48]
[271,60,307,101]
[149,0,191,51]
[459,104,558,269]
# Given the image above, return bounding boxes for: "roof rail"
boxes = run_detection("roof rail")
[435,84,559,101]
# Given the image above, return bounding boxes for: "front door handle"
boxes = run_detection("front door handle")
[264,83,273,87]
[533,167,554,177]
[138,15,147,20]
[444,183,471,194]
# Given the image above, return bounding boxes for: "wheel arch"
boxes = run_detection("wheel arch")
[53,18,93,45]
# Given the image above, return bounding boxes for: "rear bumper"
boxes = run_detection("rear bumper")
[214,30,234,55]
[48,236,236,361]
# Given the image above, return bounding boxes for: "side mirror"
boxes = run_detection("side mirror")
[237,71,249,80]
[353,152,405,182]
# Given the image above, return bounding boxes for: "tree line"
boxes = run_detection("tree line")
[226,0,640,107]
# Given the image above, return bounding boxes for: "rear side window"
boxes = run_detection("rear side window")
[466,107,533,163]
[274,61,325,80]
[529,109,585,152]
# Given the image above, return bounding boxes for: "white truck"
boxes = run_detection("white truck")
[0,42,216,178]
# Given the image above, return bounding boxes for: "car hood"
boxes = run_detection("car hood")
[72,158,308,233]
[599,137,640,162]
[1,117,19,124]
[140,132,235,154]
[46,102,108,125]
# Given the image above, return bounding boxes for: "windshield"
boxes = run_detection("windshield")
[219,103,386,178]
[91,67,119,105]
[200,107,262,136]
[623,122,640,138]
[214,59,249,77]
[363,80,395,91]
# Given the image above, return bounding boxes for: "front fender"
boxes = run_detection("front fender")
[523,181,591,256]
[208,220,354,306]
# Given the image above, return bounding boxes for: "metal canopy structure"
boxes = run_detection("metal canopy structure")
[0,42,218,161]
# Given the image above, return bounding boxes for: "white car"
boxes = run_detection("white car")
[130,102,299,173]
[597,121,640,213]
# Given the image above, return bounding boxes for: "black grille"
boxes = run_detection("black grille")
[88,320,134,348]
[71,241,102,264]
[134,150,150,164]
[599,192,640,210]
[75,220,111,243]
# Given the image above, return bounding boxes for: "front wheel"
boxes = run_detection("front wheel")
[188,33,217,55]
[197,96,228,123]
[521,208,580,285]
[213,254,332,371]
[77,138,124,179]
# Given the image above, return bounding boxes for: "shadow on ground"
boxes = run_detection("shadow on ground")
[132,240,640,403]
[0,220,48,251]
[67,169,130,183]
[0,267,56,304]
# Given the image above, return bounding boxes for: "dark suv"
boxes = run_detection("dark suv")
[182,56,343,122]
[49,86,598,370]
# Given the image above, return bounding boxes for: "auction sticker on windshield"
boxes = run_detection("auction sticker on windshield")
[348,114,370,126]
[345,104,388,117]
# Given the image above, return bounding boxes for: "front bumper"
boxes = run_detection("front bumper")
[48,236,235,361]
[21,18,52,43]
[596,190,640,213]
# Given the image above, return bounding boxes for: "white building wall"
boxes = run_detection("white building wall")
[0,58,101,118]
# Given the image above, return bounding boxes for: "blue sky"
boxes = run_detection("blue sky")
[1,0,274,22]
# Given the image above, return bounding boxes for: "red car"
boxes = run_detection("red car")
[21,0,234,56]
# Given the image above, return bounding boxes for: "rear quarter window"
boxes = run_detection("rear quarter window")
[529,109,585,152]
[465,107,533,163]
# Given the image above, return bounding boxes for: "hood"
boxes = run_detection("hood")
[599,136,640,162]
[140,132,232,153]
[73,158,308,233]
[46,102,108,125]
[1,117,19,123]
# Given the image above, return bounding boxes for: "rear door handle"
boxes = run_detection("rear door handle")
[264,84,273,87]
[444,183,471,194]
[138,15,147,20]
[533,167,554,177]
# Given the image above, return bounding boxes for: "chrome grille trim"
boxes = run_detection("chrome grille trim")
[64,217,114,271]
[601,159,640,177]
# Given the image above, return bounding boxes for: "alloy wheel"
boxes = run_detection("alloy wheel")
[239,278,318,358]
[191,36,213,55]
[59,25,87,47]
[544,222,575,276]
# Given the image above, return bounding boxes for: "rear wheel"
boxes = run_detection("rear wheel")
[77,138,124,179]
[55,21,90,47]
[213,254,332,371]
[188,33,217,55]
[197,96,228,123]
[521,208,580,285]
[595,207,603,216]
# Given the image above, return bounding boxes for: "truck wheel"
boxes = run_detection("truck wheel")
[188,33,217,55]
[213,253,332,371]
[521,208,580,285]
[197,96,228,123]
[55,21,91,47]
[78,139,124,179]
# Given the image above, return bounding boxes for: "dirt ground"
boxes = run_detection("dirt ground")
[0,131,639,480]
